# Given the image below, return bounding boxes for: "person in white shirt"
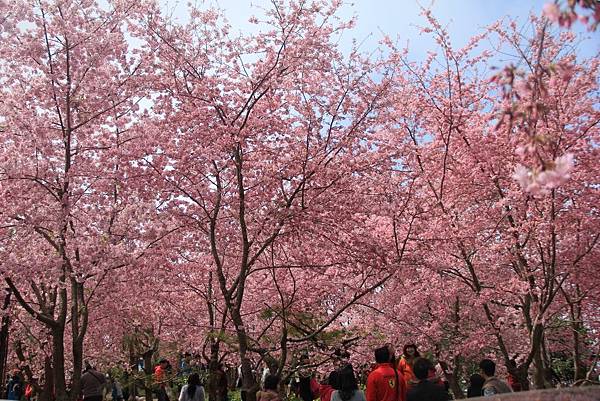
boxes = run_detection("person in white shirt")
[179,373,205,401]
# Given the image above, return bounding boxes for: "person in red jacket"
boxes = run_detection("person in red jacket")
[315,371,339,401]
[366,346,406,401]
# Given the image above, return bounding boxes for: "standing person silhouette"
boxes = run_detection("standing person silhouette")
[80,362,106,401]
[397,345,420,390]
[155,359,171,401]
[366,346,406,401]
[466,374,484,398]
[331,367,365,401]
[479,359,512,397]
[179,373,205,401]
[406,358,449,401]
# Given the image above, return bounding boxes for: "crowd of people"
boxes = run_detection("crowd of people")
[253,344,516,401]
[2,344,524,401]
[282,344,515,401]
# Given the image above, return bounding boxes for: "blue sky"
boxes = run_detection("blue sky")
[166,0,599,61]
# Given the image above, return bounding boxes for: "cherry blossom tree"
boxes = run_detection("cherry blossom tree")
[137,1,418,399]
[0,1,168,399]
[0,1,598,399]
[379,11,600,390]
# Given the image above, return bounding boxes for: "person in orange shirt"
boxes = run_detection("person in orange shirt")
[397,344,420,390]
[154,359,170,401]
[366,346,406,401]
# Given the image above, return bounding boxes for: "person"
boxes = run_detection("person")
[397,344,419,389]
[479,359,512,396]
[215,363,228,401]
[238,364,248,401]
[506,360,521,392]
[260,365,270,388]
[122,369,131,401]
[426,364,446,389]
[24,381,35,401]
[179,373,205,401]
[406,358,449,401]
[314,370,339,401]
[111,376,124,401]
[7,370,23,400]
[257,375,281,401]
[155,359,171,401]
[366,345,406,401]
[466,374,484,398]
[291,353,318,401]
[331,367,365,401]
[237,364,243,388]
[80,362,107,401]
[166,360,177,399]
[180,353,193,378]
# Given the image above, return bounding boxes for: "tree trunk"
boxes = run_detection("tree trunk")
[70,334,84,401]
[0,288,11,394]
[231,310,258,401]
[38,355,55,401]
[144,351,154,401]
[570,297,585,382]
[533,351,546,389]
[52,326,69,401]
[128,341,138,400]
[69,280,87,401]
[207,339,220,401]
[531,324,548,389]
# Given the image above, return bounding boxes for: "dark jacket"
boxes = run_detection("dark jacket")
[80,369,107,398]
[406,380,449,401]
[7,375,23,400]
[466,385,482,398]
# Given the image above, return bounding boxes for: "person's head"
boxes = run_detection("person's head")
[327,370,339,389]
[412,358,432,381]
[479,359,496,378]
[187,373,201,397]
[374,346,391,364]
[338,369,358,392]
[469,373,485,388]
[84,361,93,371]
[338,368,359,401]
[188,373,201,386]
[403,344,419,358]
[264,375,280,391]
